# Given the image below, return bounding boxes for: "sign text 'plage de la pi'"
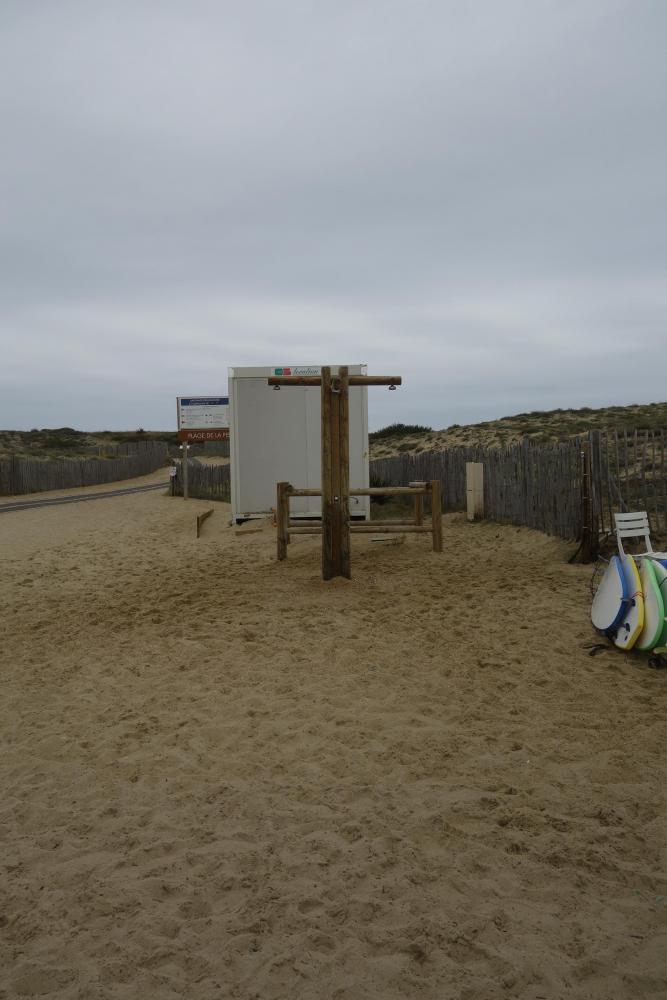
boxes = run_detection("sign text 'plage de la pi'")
[177,427,230,442]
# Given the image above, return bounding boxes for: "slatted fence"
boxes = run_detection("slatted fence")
[172,460,231,502]
[371,429,667,543]
[15,426,651,545]
[371,439,583,539]
[0,441,169,495]
[589,429,667,535]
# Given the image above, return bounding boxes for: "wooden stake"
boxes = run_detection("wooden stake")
[466,462,484,520]
[431,479,442,552]
[579,440,598,562]
[277,481,290,561]
[661,430,666,532]
[651,431,659,533]
[603,430,613,534]
[414,494,423,526]
[196,508,214,538]
[321,367,334,579]
[330,369,341,574]
[339,366,351,579]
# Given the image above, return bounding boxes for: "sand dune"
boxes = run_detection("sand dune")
[1,489,665,999]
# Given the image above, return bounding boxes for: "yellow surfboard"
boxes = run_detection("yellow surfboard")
[613,555,644,650]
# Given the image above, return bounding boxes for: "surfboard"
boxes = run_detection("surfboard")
[636,560,665,651]
[645,559,667,647]
[591,556,628,633]
[613,555,644,650]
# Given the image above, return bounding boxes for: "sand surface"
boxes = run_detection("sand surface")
[1,489,666,999]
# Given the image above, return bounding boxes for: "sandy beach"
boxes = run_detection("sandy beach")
[1,483,666,999]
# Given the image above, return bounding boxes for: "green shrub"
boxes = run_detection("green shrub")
[369,422,432,441]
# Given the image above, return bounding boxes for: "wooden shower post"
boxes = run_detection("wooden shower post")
[321,366,351,580]
[267,367,402,580]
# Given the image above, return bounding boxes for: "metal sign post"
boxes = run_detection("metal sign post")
[180,444,189,500]
[176,396,230,502]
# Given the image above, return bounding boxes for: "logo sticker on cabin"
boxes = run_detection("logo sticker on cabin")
[272,366,320,376]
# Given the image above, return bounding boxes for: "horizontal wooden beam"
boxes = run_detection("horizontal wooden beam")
[353,520,421,527]
[289,517,417,531]
[350,376,401,386]
[350,524,431,533]
[349,486,429,496]
[267,376,402,387]
[289,524,431,535]
[287,485,430,497]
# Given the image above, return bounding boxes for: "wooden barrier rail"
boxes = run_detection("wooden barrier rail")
[288,486,429,496]
[196,508,214,538]
[276,480,442,562]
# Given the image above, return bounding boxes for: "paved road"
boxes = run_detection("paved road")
[0,481,169,514]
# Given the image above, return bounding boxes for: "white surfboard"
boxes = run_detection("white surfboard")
[636,560,665,651]
[646,559,667,647]
[613,555,644,650]
[591,556,628,633]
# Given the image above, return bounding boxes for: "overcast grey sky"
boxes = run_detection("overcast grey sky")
[1,0,666,431]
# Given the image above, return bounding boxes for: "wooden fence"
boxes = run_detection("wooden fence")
[371,439,583,540]
[0,441,169,495]
[172,460,231,502]
[371,429,667,543]
[168,439,585,540]
[162,427,667,546]
[201,440,230,457]
[588,429,667,536]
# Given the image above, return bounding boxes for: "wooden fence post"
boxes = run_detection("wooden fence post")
[431,479,443,553]
[277,482,290,561]
[321,368,333,577]
[414,494,423,526]
[339,366,351,578]
[466,462,484,521]
[579,440,599,562]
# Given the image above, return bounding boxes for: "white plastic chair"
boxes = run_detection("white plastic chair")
[614,511,667,560]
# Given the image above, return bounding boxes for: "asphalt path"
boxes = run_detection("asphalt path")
[0,481,169,514]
